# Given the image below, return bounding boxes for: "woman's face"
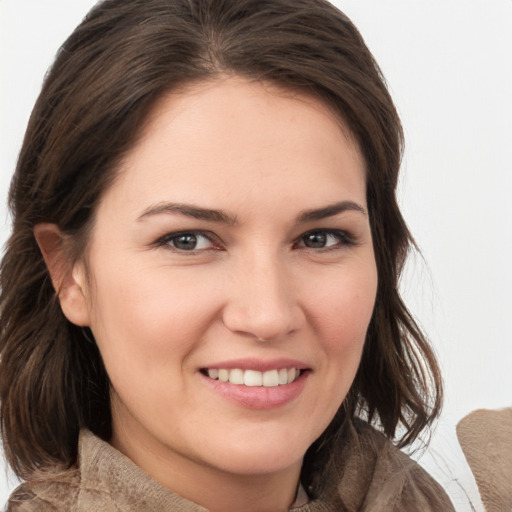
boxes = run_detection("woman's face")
[73,78,377,486]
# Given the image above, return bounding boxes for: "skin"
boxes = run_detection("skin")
[39,77,378,512]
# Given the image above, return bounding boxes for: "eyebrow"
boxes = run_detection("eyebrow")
[137,200,366,224]
[137,202,238,224]
[297,200,367,222]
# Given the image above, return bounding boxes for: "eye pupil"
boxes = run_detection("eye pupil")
[304,232,327,248]
[174,234,197,250]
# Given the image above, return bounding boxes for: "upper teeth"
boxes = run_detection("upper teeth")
[207,368,300,387]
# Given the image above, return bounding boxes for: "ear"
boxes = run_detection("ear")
[34,223,91,327]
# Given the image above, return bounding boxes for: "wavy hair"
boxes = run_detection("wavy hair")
[0,0,442,479]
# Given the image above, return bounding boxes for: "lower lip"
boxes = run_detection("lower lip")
[200,371,309,410]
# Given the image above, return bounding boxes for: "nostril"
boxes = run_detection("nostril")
[221,302,305,342]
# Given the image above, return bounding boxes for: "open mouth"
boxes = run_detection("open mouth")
[200,368,306,387]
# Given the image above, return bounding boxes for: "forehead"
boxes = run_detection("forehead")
[101,77,367,219]
[139,77,358,149]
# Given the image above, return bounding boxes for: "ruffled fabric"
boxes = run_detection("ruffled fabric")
[6,420,454,511]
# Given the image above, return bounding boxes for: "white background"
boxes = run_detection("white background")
[1,1,511,510]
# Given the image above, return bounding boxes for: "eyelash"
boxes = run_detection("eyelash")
[156,230,220,253]
[294,229,356,251]
[155,229,356,254]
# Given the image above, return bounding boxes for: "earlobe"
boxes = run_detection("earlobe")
[34,223,91,327]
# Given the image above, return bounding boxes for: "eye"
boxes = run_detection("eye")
[297,230,352,250]
[159,231,216,252]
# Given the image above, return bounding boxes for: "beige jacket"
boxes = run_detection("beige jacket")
[457,408,512,511]
[6,420,454,511]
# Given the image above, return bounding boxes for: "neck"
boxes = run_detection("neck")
[112,426,303,512]
[176,466,303,512]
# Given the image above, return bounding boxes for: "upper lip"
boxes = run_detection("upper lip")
[201,358,310,372]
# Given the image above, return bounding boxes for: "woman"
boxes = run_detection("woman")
[0,0,454,510]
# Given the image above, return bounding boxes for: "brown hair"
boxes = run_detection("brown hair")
[0,0,442,479]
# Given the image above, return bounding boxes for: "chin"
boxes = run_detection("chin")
[201,433,310,476]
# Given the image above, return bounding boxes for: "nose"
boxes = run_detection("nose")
[221,252,305,342]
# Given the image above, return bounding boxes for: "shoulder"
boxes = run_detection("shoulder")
[5,471,80,512]
[4,430,207,512]
[309,419,455,511]
[356,420,455,511]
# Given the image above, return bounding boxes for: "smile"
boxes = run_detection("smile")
[203,368,301,387]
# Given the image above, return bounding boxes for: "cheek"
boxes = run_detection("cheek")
[86,261,218,369]
[307,263,377,348]
[296,264,377,439]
